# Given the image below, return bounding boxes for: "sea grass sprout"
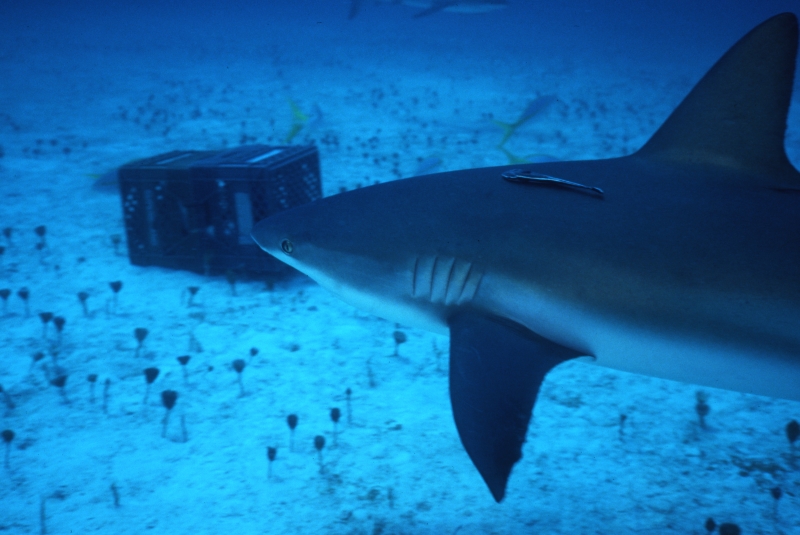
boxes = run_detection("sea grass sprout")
[287,414,298,452]
[0,289,9,315]
[39,312,53,338]
[2,429,14,468]
[134,328,148,358]
[50,374,69,404]
[392,330,407,356]
[187,286,199,306]
[266,446,277,479]
[330,408,341,446]
[232,359,246,396]
[77,292,89,316]
[177,355,191,384]
[143,367,159,404]
[160,390,178,437]
[87,374,98,403]
[314,435,326,472]
[17,287,29,317]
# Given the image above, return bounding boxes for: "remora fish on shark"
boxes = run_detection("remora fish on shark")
[253,14,800,502]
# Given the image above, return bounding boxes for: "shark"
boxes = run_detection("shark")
[252,13,800,502]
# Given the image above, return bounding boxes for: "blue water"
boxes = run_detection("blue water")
[0,1,799,534]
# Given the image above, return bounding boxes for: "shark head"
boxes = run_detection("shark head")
[252,176,494,334]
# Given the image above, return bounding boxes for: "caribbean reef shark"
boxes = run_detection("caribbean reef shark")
[253,13,800,502]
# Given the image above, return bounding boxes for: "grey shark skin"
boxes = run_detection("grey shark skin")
[253,14,800,502]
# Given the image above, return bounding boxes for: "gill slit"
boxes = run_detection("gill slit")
[444,257,457,302]
[412,256,419,297]
[472,268,484,300]
[458,262,474,303]
[429,255,438,299]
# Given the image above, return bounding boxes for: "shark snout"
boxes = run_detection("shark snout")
[251,207,330,274]
[251,219,272,252]
[251,215,286,256]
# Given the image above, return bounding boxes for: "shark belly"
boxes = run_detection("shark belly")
[279,246,800,401]
[286,253,454,334]
[298,252,800,401]
[479,273,800,401]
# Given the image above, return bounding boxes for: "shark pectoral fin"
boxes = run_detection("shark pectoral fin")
[448,311,583,502]
[491,119,516,146]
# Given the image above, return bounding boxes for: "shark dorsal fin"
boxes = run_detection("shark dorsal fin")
[637,13,798,177]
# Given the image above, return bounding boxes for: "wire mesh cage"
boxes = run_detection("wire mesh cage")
[118,145,321,276]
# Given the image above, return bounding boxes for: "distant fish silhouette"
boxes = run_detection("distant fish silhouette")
[285,101,324,144]
[284,99,308,144]
[366,0,509,19]
[89,169,120,192]
[412,155,443,176]
[348,0,362,19]
[498,146,560,165]
[493,95,557,146]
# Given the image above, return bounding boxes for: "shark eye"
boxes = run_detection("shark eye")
[280,239,294,255]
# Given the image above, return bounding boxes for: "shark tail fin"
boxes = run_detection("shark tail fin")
[288,99,309,123]
[637,12,798,177]
[498,146,528,165]
[492,119,517,146]
[284,123,303,144]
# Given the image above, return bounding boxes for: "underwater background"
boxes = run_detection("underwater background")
[1,1,800,533]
